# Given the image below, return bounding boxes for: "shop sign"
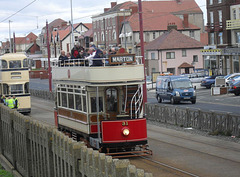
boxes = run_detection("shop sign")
[201,49,222,55]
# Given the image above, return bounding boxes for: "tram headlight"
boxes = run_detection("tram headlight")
[122,128,130,136]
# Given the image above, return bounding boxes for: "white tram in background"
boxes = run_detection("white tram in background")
[0,53,31,113]
[52,49,152,157]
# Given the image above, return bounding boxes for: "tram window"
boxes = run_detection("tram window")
[61,88,66,91]
[106,88,117,112]
[75,89,81,93]
[68,93,74,109]
[91,97,103,113]
[68,89,73,92]
[9,60,21,69]
[62,93,67,107]
[0,60,8,68]
[83,96,87,112]
[10,84,23,94]
[3,84,9,95]
[58,92,61,106]
[24,82,29,93]
[23,59,28,68]
[75,95,82,111]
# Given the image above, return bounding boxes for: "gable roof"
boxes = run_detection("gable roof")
[145,29,204,50]
[142,0,202,14]
[15,32,37,45]
[128,12,200,32]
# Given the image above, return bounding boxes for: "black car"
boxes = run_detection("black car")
[200,75,222,89]
[228,80,240,96]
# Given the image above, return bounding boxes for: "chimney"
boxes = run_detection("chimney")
[104,8,110,12]
[167,23,177,31]
[111,2,117,8]
[130,6,138,14]
[183,14,189,28]
[176,0,181,4]
[61,21,68,28]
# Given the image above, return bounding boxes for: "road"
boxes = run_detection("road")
[29,96,240,177]
[147,86,240,115]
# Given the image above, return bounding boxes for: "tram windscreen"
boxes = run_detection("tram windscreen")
[10,84,23,94]
[9,60,21,69]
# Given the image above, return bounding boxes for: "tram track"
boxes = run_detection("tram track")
[131,156,199,177]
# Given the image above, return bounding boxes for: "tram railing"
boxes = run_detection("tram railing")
[130,85,143,119]
[51,56,143,68]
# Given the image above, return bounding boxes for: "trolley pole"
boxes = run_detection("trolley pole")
[46,20,52,92]
[138,0,147,113]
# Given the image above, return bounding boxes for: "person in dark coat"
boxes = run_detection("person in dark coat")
[92,49,103,66]
[59,50,68,66]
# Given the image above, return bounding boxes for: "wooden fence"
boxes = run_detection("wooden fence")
[0,104,152,177]
[145,103,240,136]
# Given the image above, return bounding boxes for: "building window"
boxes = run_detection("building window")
[109,31,111,41]
[75,36,78,42]
[219,32,223,44]
[210,33,215,45]
[236,32,240,43]
[153,32,156,39]
[101,32,104,41]
[210,11,214,25]
[190,30,194,38]
[218,0,222,3]
[233,9,237,20]
[112,18,115,26]
[218,10,222,23]
[151,52,155,59]
[166,52,175,59]
[209,0,213,5]
[152,68,156,73]
[193,55,198,62]
[112,31,116,40]
[182,49,187,57]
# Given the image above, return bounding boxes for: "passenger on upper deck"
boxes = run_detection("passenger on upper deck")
[92,49,103,66]
[85,48,96,66]
[71,45,80,59]
[89,42,97,50]
[109,47,117,55]
[59,50,68,66]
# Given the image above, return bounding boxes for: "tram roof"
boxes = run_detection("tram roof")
[0,53,27,60]
[53,80,144,87]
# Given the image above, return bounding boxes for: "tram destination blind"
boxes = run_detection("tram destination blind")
[109,54,135,65]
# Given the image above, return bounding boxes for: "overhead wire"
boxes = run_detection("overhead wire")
[0,0,37,23]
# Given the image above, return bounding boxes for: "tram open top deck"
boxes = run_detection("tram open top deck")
[52,52,144,86]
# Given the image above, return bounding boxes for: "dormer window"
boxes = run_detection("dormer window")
[209,0,213,5]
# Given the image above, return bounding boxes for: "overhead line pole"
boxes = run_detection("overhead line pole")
[70,0,74,50]
[138,0,147,114]
[46,20,52,92]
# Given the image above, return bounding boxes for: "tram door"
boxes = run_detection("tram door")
[105,87,118,119]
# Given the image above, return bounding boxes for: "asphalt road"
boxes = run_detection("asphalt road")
[147,86,240,115]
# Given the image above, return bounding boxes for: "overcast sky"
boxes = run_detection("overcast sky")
[0,0,206,43]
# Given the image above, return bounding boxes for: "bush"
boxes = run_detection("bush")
[0,164,13,177]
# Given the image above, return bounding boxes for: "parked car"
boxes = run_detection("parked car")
[201,75,223,89]
[228,75,240,86]
[228,80,240,96]
[225,73,240,86]
[156,75,196,104]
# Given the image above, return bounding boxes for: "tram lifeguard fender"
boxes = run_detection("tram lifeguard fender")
[101,118,147,143]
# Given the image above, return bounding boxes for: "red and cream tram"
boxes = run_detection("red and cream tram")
[52,49,152,157]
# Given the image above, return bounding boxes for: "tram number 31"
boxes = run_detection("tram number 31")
[122,121,129,126]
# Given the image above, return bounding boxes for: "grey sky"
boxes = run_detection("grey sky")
[0,0,206,42]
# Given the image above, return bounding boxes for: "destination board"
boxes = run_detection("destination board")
[109,54,135,65]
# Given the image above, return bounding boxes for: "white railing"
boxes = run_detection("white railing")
[130,85,143,119]
[51,56,143,68]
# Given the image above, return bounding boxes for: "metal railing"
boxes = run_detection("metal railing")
[51,56,143,68]
[130,85,143,119]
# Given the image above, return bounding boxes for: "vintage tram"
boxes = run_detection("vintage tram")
[52,49,152,157]
[0,53,31,113]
